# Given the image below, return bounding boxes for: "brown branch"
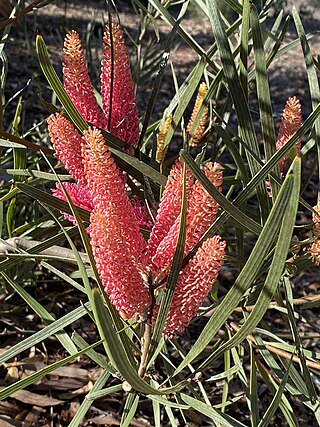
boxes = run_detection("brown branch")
[0,130,54,155]
[138,322,152,378]
[0,0,46,30]
[233,295,320,312]
[230,322,320,371]
[0,237,89,264]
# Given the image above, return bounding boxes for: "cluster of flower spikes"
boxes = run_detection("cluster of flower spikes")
[140,160,226,337]
[48,23,226,336]
[309,205,320,266]
[48,23,151,230]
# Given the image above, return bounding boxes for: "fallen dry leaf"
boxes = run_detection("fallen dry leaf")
[10,389,63,407]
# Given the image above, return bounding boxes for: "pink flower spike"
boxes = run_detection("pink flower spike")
[276,96,302,171]
[90,209,150,316]
[141,160,193,269]
[151,162,223,276]
[160,236,226,337]
[52,182,93,226]
[63,31,105,128]
[101,23,139,147]
[48,113,86,184]
[82,126,146,258]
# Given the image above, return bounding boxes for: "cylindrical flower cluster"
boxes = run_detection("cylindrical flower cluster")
[276,96,302,171]
[101,23,139,147]
[150,162,223,277]
[63,30,105,128]
[160,236,226,337]
[48,113,86,184]
[82,127,150,316]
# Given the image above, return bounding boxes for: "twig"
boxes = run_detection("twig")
[0,0,46,30]
[230,322,320,371]
[138,322,152,378]
[233,295,320,312]
[0,130,54,155]
[0,237,89,263]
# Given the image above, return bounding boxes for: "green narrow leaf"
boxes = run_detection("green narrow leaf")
[1,272,78,355]
[256,356,299,427]
[251,4,279,199]
[121,394,139,427]
[198,157,301,370]
[174,164,294,374]
[206,0,269,222]
[85,384,122,402]
[249,347,260,426]
[1,169,71,180]
[41,261,86,293]
[181,394,247,427]
[71,332,112,371]
[283,278,319,406]
[239,0,250,96]
[138,19,180,147]
[68,370,111,427]
[92,288,163,395]
[17,183,91,222]
[147,395,189,410]
[0,341,102,400]
[257,358,293,427]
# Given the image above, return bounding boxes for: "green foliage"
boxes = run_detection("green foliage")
[1,0,320,425]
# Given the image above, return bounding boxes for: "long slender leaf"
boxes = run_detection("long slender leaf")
[251,4,279,199]
[257,358,293,427]
[0,341,102,400]
[207,0,269,221]
[68,370,111,427]
[181,394,247,427]
[0,303,90,364]
[150,162,188,350]
[1,272,78,355]
[121,394,139,427]
[174,164,294,374]
[197,157,301,370]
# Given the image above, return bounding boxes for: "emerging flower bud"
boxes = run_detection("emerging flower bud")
[187,82,209,146]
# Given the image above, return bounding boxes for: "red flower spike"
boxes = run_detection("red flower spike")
[140,160,193,270]
[90,209,151,316]
[158,236,226,337]
[63,30,105,128]
[151,162,223,276]
[101,23,139,147]
[82,127,146,259]
[48,113,86,184]
[276,96,302,171]
[185,162,223,251]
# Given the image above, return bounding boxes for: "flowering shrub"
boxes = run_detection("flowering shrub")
[1,2,320,425]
